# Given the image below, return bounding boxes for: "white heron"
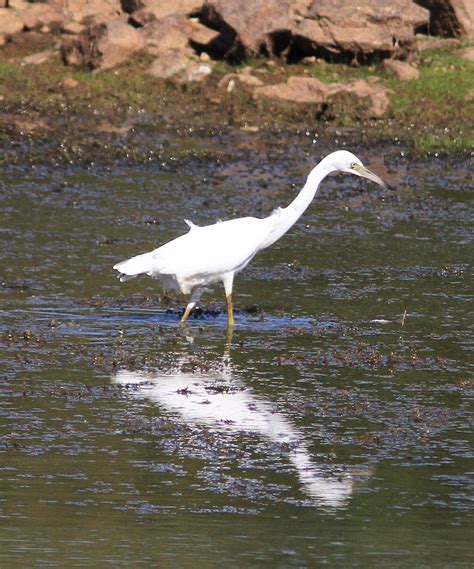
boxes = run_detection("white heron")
[114,150,388,325]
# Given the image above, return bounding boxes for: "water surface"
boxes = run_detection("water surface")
[1,132,473,567]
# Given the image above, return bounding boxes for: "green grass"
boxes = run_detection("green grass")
[387,51,474,115]
[72,70,127,94]
[307,60,380,83]
[70,53,163,106]
[414,133,474,153]
[213,57,268,76]
[73,69,144,91]
[0,63,22,79]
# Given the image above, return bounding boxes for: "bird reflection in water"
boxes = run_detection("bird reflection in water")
[113,340,361,508]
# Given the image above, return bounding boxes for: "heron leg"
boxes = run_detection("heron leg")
[226,294,235,327]
[225,318,234,348]
[222,273,235,327]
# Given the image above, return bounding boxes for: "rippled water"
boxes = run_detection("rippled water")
[1,131,473,567]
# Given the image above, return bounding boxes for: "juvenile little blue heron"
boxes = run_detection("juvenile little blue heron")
[114,150,388,325]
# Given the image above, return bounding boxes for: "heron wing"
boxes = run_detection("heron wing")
[152,216,273,278]
[113,215,276,293]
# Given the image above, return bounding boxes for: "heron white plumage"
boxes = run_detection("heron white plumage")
[113,150,388,326]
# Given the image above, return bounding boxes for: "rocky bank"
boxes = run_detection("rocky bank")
[0,0,473,165]
[1,0,473,118]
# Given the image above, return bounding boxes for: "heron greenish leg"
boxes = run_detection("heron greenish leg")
[225,325,233,349]
[222,272,235,327]
[181,301,195,323]
[226,294,235,327]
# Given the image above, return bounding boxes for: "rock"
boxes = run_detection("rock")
[414,37,461,51]
[188,19,220,51]
[142,14,192,52]
[19,3,66,30]
[235,74,263,87]
[22,49,54,65]
[295,18,388,56]
[61,21,85,35]
[344,80,392,117]
[293,0,429,59]
[414,0,474,40]
[383,59,420,81]
[147,48,212,82]
[128,8,156,27]
[97,20,146,68]
[254,76,336,104]
[225,78,235,92]
[61,76,80,89]
[218,72,264,90]
[61,19,146,70]
[61,0,122,25]
[197,0,294,60]
[147,49,194,79]
[254,75,392,117]
[458,46,474,62]
[293,0,312,17]
[0,34,5,46]
[0,8,24,36]
[3,0,24,8]
[121,0,202,19]
[186,61,213,82]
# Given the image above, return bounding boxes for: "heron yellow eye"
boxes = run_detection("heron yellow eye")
[351,162,358,169]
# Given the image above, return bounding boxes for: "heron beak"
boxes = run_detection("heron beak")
[352,164,392,190]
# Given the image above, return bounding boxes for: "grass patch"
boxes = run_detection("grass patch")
[308,60,380,83]
[414,132,474,153]
[387,50,474,115]
[0,63,22,79]
[72,70,132,94]
[213,56,269,76]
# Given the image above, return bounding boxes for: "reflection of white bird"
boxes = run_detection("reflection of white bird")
[113,151,388,325]
[113,358,356,508]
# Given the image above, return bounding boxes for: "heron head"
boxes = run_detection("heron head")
[328,150,390,190]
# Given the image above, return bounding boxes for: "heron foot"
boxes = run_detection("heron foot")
[181,301,196,323]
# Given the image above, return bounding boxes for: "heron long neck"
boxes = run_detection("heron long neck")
[260,162,333,250]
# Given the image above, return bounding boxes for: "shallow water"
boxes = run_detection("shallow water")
[1,131,473,567]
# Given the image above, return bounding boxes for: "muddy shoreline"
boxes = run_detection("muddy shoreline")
[1,31,473,167]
